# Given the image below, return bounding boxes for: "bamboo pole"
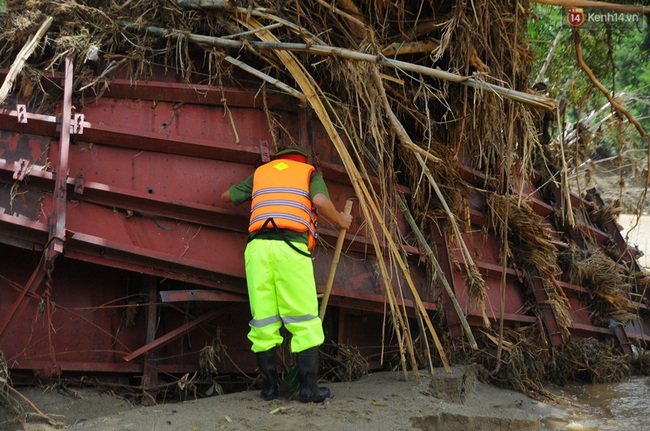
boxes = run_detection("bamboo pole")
[319,199,354,321]
[411,151,491,327]
[0,16,53,105]
[120,22,557,111]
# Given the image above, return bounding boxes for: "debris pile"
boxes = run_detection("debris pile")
[0,0,648,402]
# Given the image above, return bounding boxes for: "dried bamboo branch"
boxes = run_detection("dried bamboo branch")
[222,55,305,100]
[0,16,53,105]
[119,22,557,110]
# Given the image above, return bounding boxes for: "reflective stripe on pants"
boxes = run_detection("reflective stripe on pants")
[245,239,324,353]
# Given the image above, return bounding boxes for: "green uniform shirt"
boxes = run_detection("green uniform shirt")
[229,171,330,245]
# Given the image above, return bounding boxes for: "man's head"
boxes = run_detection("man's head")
[274,145,310,163]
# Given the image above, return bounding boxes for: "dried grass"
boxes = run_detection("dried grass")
[559,244,636,326]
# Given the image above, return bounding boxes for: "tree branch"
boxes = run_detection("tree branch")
[533,0,650,16]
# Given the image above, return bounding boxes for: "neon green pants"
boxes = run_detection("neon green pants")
[244,239,325,353]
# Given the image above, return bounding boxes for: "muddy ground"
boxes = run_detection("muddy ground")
[2,366,578,431]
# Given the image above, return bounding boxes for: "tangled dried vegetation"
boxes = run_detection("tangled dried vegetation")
[1,0,647,399]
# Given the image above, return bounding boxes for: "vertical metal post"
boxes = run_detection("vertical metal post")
[141,275,159,405]
[50,57,73,254]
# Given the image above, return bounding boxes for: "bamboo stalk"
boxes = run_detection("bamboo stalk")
[0,16,53,105]
[120,21,557,110]
[369,67,486,337]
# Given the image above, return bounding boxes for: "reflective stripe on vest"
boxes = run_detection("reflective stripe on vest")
[249,160,317,250]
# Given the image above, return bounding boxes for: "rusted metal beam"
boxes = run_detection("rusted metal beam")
[525,270,565,346]
[123,310,223,362]
[0,68,295,111]
[80,123,264,164]
[160,289,248,302]
[9,360,198,374]
[81,77,294,110]
[0,213,48,250]
[65,231,246,284]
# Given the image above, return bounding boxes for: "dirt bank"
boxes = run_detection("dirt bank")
[1,366,575,431]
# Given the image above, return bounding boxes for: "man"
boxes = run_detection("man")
[221,145,352,403]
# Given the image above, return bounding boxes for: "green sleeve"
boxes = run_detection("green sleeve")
[310,172,330,199]
[228,174,254,206]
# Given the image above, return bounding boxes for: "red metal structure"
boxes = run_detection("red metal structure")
[1,59,649,390]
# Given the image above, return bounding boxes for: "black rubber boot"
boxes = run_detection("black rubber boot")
[297,347,330,403]
[256,347,279,400]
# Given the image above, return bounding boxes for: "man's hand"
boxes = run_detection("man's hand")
[338,212,352,230]
[313,193,353,230]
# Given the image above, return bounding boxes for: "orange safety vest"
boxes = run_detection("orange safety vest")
[249,159,318,250]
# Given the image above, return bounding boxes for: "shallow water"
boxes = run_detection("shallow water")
[543,377,650,430]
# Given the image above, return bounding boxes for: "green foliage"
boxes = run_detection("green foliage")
[0,0,6,13]
[527,5,649,157]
